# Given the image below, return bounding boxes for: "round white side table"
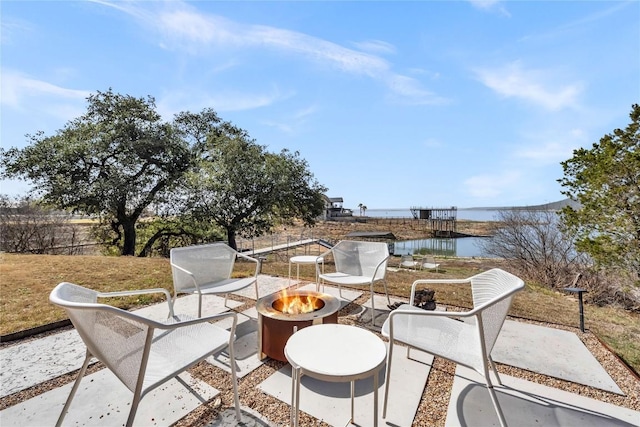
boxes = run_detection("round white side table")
[288,255,324,286]
[284,323,386,427]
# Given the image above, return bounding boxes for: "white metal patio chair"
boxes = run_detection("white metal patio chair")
[49,282,241,427]
[170,243,260,317]
[419,254,440,272]
[317,240,391,327]
[381,268,524,427]
[398,254,420,270]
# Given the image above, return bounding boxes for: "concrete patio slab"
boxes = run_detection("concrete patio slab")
[446,366,639,427]
[258,343,433,427]
[358,295,410,328]
[0,370,219,427]
[492,320,623,394]
[232,275,289,300]
[0,328,85,398]
[205,407,279,427]
[207,308,263,378]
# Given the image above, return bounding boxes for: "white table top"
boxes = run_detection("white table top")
[284,324,386,382]
[289,255,323,264]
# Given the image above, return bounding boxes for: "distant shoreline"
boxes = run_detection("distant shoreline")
[358,198,579,212]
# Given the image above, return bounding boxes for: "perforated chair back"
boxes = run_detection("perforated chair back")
[50,283,149,392]
[332,240,389,279]
[170,243,236,293]
[470,268,524,354]
[319,240,391,327]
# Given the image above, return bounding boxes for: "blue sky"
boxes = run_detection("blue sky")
[1,0,638,209]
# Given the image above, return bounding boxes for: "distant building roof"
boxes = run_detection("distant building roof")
[329,197,344,203]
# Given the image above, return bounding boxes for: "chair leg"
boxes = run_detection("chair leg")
[55,351,92,427]
[254,281,259,300]
[483,363,507,427]
[370,284,376,327]
[125,391,143,427]
[294,367,301,427]
[382,279,391,306]
[488,356,503,386]
[290,366,297,427]
[382,341,394,418]
[228,339,242,422]
[486,385,508,427]
[198,294,203,317]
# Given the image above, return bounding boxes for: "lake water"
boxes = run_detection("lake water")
[364,208,502,222]
[391,237,491,258]
[361,208,498,257]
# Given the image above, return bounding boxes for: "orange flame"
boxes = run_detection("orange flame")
[276,289,321,315]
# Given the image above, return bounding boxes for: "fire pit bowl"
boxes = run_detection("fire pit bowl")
[256,289,340,361]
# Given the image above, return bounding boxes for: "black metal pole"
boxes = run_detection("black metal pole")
[578,291,585,332]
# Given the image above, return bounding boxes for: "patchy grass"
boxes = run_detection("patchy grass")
[0,253,173,333]
[1,252,638,375]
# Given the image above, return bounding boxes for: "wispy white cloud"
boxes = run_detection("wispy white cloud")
[156,7,390,78]
[261,105,318,135]
[351,39,396,55]
[520,0,633,43]
[474,61,583,111]
[514,127,587,164]
[385,75,449,105]
[261,120,294,134]
[157,86,291,118]
[515,141,572,164]
[207,92,284,112]
[293,105,318,120]
[466,0,511,17]
[1,69,90,119]
[95,0,444,105]
[1,17,34,45]
[467,0,501,10]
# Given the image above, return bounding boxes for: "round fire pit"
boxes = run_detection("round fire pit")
[256,290,340,362]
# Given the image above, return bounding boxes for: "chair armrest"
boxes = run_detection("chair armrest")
[97,288,174,317]
[389,307,475,321]
[314,254,325,277]
[318,247,334,259]
[316,248,335,275]
[371,254,391,281]
[384,307,478,342]
[103,307,239,333]
[409,278,470,305]
[236,252,260,277]
[170,262,201,293]
[158,310,238,332]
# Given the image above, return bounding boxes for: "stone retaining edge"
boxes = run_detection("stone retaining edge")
[0,319,72,343]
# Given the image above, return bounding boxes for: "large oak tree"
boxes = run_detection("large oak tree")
[185,125,327,250]
[1,89,193,256]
